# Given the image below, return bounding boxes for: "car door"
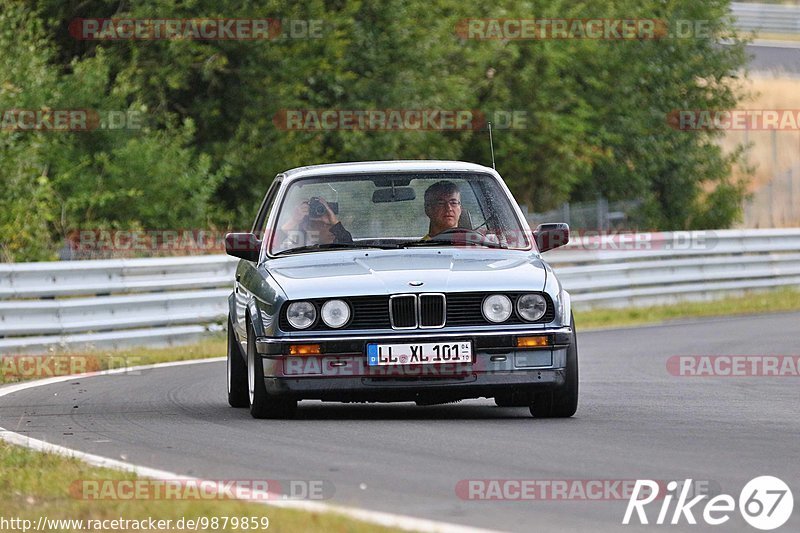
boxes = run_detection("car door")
[232,177,282,339]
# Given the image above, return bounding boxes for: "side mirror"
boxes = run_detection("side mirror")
[225,233,261,261]
[534,223,570,253]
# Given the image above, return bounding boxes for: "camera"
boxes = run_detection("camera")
[308,197,338,218]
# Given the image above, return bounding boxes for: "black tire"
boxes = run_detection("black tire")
[495,391,533,407]
[246,319,296,419]
[494,394,524,407]
[227,316,249,407]
[530,312,579,418]
[494,395,514,407]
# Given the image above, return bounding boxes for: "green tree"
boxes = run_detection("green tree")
[1,0,752,261]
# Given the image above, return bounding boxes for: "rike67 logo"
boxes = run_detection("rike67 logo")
[623,476,794,530]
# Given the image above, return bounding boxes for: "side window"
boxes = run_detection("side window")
[251,178,281,239]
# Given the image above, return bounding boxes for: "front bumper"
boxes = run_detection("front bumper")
[255,327,572,402]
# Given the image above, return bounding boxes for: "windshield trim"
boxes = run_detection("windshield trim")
[271,242,402,257]
[263,170,534,259]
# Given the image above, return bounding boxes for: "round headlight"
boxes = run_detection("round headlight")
[517,294,547,322]
[321,299,350,328]
[482,294,513,323]
[286,301,316,329]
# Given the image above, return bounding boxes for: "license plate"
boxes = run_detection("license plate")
[366,341,472,366]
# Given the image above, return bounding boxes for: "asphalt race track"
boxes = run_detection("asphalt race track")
[1,313,798,532]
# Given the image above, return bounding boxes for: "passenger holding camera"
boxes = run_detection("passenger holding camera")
[278,196,353,248]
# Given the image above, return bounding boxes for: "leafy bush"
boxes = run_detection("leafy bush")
[0,0,751,261]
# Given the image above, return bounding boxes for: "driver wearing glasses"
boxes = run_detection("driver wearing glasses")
[422,180,463,240]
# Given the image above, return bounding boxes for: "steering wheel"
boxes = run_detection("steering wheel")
[431,227,486,241]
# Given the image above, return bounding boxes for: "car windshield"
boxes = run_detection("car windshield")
[268,172,532,255]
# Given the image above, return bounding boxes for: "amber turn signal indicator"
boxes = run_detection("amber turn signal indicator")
[516,335,549,348]
[289,344,322,355]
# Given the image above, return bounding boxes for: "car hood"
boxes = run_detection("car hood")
[265,249,546,299]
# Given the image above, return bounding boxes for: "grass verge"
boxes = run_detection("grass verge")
[575,287,800,330]
[0,441,399,533]
[0,336,227,385]
[112,336,227,366]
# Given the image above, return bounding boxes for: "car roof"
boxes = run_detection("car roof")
[278,160,499,182]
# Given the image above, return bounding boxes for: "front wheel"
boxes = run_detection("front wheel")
[530,313,578,418]
[227,315,249,408]
[246,319,296,419]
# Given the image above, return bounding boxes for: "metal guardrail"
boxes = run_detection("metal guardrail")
[1,229,799,353]
[732,2,800,35]
[548,229,800,307]
[0,256,238,353]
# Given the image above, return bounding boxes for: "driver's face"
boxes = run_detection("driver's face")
[427,192,461,229]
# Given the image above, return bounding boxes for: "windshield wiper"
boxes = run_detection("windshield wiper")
[401,239,507,249]
[273,242,398,256]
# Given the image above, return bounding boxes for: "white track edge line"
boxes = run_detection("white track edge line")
[0,357,502,533]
